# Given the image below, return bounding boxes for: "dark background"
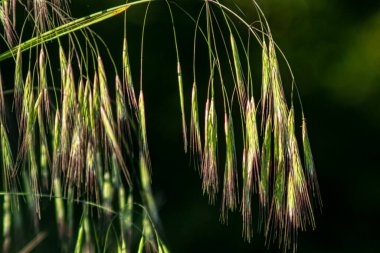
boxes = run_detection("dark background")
[2,0,379,252]
[74,0,380,252]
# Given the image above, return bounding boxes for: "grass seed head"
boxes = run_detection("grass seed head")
[259,116,272,209]
[177,62,188,153]
[302,114,322,210]
[202,98,218,204]
[59,45,67,92]
[230,33,247,111]
[221,112,238,224]
[98,56,114,124]
[190,82,202,167]
[261,40,271,130]
[123,37,138,111]
[138,91,151,175]
[39,48,50,120]
[101,106,132,187]
[1,121,15,192]
[14,47,24,118]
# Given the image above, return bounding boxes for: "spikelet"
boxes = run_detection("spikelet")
[245,97,260,190]
[85,138,99,204]
[138,91,151,175]
[26,91,43,218]
[34,0,48,31]
[51,110,65,238]
[1,121,15,193]
[259,116,272,212]
[100,106,132,187]
[302,114,322,210]
[261,40,271,130]
[241,97,260,241]
[60,64,76,175]
[39,48,50,121]
[92,73,100,132]
[52,110,61,182]
[190,82,202,166]
[67,110,85,198]
[98,56,114,123]
[285,107,315,252]
[83,79,91,130]
[177,62,188,152]
[202,98,218,204]
[0,1,16,46]
[14,48,24,120]
[116,75,127,136]
[268,38,288,237]
[59,46,67,93]
[221,112,238,224]
[77,79,84,111]
[230,33,247,111]
[123,37,138,111]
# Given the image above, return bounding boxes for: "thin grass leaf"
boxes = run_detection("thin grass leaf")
[0,3,133,61]
[74,217,85,253]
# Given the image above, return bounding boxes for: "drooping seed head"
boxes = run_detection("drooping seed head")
[190,82,202,167]
[14,47,24,118]
[230,33,247,112]
[123,37,138,111]
[39,48,50,120]
[202,98,218,204]
[302,114,322,211]
[221,112,238,224]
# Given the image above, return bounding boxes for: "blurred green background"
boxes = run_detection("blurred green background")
[4,0,379,252]
[71,0,379,252]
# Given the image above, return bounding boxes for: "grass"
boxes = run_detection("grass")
[0,1,321,252]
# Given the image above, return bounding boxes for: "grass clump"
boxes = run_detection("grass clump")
[0,1,321,252]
